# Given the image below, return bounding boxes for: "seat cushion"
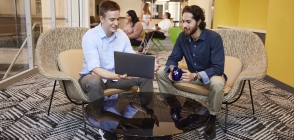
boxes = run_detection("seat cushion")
[58,49,84,80]
[58,49,130,96]
[174,82,209,95]
[224,56,243,88]
[173,82,231,96]
[104,88,128,96]
[174,56,242,96]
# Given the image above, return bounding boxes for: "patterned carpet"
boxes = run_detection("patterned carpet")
[1,40,294,139]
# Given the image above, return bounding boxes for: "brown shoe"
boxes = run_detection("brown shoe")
[202,122,216,139]
[138,47,143,52]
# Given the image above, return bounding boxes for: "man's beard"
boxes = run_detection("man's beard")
[184,25,198,36]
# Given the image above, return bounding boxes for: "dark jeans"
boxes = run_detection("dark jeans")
[78,74,153,115]
[142,31,166,48]
[130,39,142,46]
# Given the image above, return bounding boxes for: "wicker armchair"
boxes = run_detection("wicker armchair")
[173,29,267,132]
[35,27,130,134]
[36,27,131,106]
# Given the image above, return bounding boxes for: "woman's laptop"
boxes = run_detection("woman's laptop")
[114,51,155,79]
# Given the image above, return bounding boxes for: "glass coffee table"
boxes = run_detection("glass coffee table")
[84,92,210,140]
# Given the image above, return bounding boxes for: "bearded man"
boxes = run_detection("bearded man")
[156,5,225,139]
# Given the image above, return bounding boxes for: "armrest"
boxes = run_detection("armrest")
[39,70,75,81]
[224,70,265,101]
[237,70,266,81]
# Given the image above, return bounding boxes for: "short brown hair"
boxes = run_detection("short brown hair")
[99,0,120,18]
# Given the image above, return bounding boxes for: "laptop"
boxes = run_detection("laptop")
[114,51,155,79]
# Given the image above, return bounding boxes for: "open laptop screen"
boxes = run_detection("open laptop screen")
[114,51,155,79]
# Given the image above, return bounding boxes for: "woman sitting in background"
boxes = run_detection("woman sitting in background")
[123,10,143,46]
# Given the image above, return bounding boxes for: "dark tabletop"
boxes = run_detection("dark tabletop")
[84,92,210,138]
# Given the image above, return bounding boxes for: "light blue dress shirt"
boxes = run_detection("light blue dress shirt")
[79,24,135,82]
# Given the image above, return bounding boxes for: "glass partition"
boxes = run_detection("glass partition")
[0,0,86,87]
[54,0,67,28]
[0,0,81,80]
[53,0,80,28]
[41,0,83,31]
[0,0,42,80]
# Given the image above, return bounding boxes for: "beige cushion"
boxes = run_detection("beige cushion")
[104,88,128,96]
[224,56,243,88]
[174,82,209,95]
[178,58,188,69]
[57,49,128,95]
[173,56,242,96]
[58,49,84,80]
[173,82,232,96]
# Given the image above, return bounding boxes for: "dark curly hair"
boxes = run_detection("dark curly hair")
[182,5,206,30]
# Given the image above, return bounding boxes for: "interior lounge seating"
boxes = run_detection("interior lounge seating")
[169,27,182,46]
[173,29,268,132]
[149,37,168,52]
[35,27,132,134]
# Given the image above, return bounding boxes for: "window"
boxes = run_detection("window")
[36,0,41,15]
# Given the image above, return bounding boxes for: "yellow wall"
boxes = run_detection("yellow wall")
[238,0,268,30]
[266,0,294,87]
[213,0,268,29]
[214,0,294,87]
[213,0,239,28]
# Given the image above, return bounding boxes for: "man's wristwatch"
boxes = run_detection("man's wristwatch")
[193,72,198,81]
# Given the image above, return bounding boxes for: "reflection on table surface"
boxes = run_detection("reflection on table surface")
[84,92,210,137]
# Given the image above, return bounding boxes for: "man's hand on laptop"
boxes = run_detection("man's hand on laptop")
[118,74,138,80]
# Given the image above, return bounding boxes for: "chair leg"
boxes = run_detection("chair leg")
[150,39,160,52]
[62,80,83,105]
[225,101,228,133]
[154,39,162,50]
[154,39,164,51]
[60,81,88,135]
[156,39,168,52]
[82,102,87,135]
[226,80,246,104]
[248,80,255,115]
[152,39,160,48]
[48,80,57,116]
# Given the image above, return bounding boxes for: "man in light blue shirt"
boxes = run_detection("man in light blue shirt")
[78,0,159,119]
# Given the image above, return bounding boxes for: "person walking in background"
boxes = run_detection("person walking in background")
[156,5,225,139]
[123,10,143,46]
[140,3,152,30]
